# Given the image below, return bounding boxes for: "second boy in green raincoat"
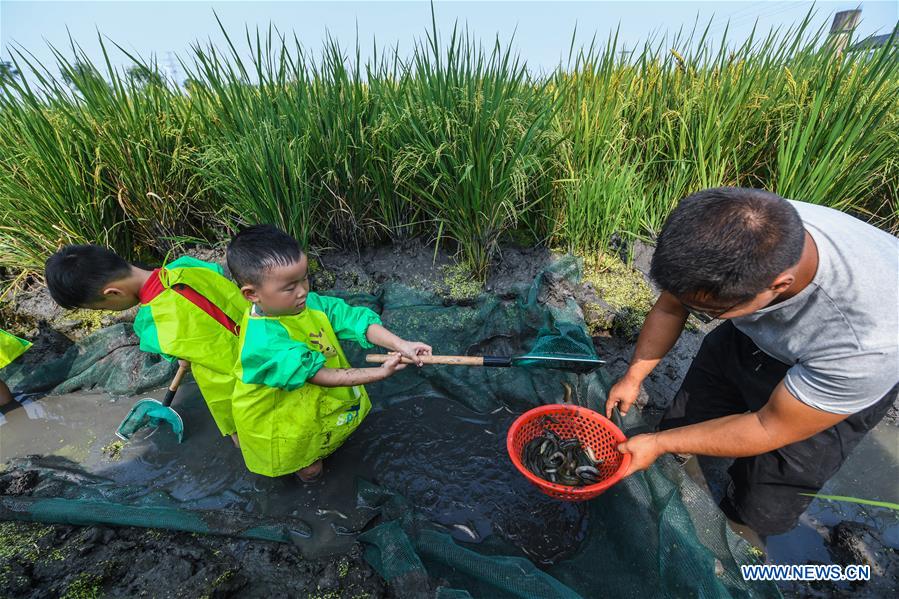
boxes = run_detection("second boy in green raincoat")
[45,246,248,444]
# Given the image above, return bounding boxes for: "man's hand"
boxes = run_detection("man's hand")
[605,375,642,418]
[394,340,432,366]
[617,433,665,477]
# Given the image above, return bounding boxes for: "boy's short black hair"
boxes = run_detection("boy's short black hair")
[226,225,304,287]
[44,245,132,309]
[649,187,805,303]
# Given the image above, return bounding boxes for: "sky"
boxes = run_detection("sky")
[1,1,897,80]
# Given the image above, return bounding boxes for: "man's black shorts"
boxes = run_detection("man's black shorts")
[659,321,896,537]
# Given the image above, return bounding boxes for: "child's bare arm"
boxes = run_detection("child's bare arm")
[366,324,432,366]
[0,379,12,407]
[309,352,407,387]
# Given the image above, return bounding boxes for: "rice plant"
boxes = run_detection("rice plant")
[774,37,898,209]
[0,36,207,271]
[0,48,125,270]
[387,21,559,277]
[0,10,896,281]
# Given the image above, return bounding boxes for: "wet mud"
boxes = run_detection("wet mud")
[0,520,385,598]
[0,381,588,562]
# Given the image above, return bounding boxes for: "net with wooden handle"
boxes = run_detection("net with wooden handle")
[365,354,486,366]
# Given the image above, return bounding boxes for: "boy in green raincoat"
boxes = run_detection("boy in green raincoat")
[0,328,31,408]
[226,225,431,481]
[44,245,248,445]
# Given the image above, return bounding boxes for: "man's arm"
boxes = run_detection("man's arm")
[618,381,849,476]
[606,291,689,417]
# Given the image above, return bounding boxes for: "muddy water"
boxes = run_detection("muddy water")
[0,380,587,563]
[688,420,899,576]
[766,423,899,560]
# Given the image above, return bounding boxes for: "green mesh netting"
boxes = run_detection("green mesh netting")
[0,494,314,545]
[1,322,176,396]
[0,256,779,598]
[341,257,599,414]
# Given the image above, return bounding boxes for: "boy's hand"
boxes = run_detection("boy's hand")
[378,353,408,378]
[394,340,432,366]
[178,359,191,371]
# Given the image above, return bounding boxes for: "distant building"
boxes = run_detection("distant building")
[848,23,899,55]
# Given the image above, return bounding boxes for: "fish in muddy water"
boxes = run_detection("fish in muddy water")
[452,523,480,542]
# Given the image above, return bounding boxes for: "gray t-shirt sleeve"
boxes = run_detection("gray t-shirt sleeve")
[785,347,899,414]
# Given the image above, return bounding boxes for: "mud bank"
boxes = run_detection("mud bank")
[0,519,385,599]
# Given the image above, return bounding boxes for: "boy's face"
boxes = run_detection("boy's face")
[83,285,141,312]
[242,254,310,316]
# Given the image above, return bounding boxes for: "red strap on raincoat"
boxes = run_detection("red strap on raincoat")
[139,269,239,335]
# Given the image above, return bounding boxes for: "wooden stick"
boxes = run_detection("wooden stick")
[170,364,189,391]
[365,354,486,366]
[161,364,189,408]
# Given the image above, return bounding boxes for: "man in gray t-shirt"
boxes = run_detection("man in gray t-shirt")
[606,187,898,537]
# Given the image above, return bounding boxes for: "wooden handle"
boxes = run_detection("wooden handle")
[170,364,189,391]
[365,354,486,366]
[161,364,189,408]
